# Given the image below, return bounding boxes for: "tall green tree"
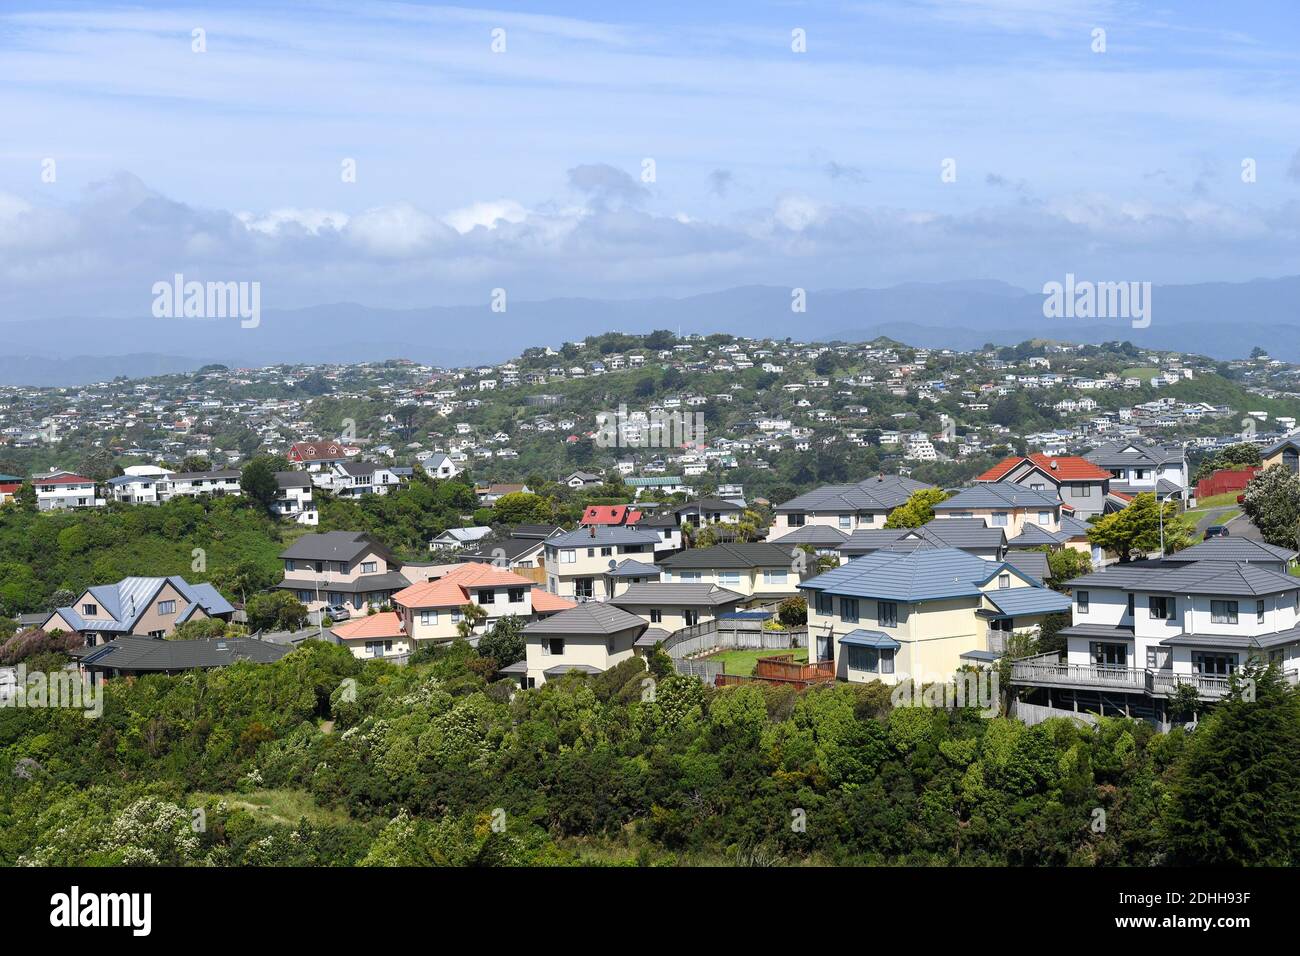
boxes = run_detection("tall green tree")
[883,488,950,529]
[1240,464,1300,548]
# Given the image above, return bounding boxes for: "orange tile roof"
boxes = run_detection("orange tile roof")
[581,504,643,525]
[975,454,1111,482]
[332,611,404,640]
[530,589,577,613]
[391,562,534,608]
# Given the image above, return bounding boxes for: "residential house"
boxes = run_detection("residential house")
[766,475,931,539]
[31,470,104,511]
[1260,436,1300,475]
[278,531,412,614]
[287,439,352,472]
[974,453,1112,517]
[931,483,1064,537]
[657,543,801,602]
[273,471,318,525]
[1011,539,1300,722]
[675,497,744,527]
[74,635,290,678]
[609,582,745,631]
[1085,441,1189,500]
[506,602,649,687]
[802,548,1070,684]
[43,575,235,647]
[543,526,661,601]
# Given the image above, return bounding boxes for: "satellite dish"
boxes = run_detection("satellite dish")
[608,559,618,570]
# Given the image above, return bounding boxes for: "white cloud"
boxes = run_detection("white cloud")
[442,199,529,234]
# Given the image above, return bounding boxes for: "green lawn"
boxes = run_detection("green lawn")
[1191,492,1243,509]
[1121,367,1159,380]
[706,646,807,676]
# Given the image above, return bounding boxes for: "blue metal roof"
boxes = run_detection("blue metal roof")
[984,587,1072,617]
[800,547,994,602]
[839,628,901,649]
[548,526,661,547]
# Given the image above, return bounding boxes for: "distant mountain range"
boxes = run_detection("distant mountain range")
[3,275,1298,386]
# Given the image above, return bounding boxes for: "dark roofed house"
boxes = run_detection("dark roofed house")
[658,542,804,601]
[74,635,292,678]
[609,582,744,631]
[279,531,410,614]
[513,602,648,688]
[767,474,932,540]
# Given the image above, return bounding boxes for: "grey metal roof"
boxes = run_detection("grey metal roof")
[1085,440,1185,469]
[1065,560,1300,597]
[523,602,648,635]
[1001,550,1050,583]
[960,649,1001,662]
[610,583,745,607]
[768,525,849,546]
[1007,524,1064,547]
[1111,479,1184,496]
[547,526,662,548]
[1057,623,1136,640]
[1059,515,1091,537]
[775,475,931,514]
[659,543,795,570]
[1158,633,1256,649]
[279,531,392,563]
[54,576,234,633]
[498,659,528,674]
[80,635,292,672]
[1165,537,1297,565]
[1262,435,1300,456]
[275,471,313,488]
[277,571,411,592]
[675,497,742,513]
[802,547,1037,603]
[608,559,661,578]
[933,483,1062,511]
[634,627,673,647]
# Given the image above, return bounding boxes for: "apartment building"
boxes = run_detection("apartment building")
[1011,537,1300,723]
[543,526,661,602]
[158,469,242,500]
[802,548,1070,685]
[766,474,932,540]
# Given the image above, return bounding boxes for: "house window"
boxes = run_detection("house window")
[542,638,565,656]
[82,603,98,616]
[560,550,576,564]
[1257,600,1266,624]
[420,610,438,626]
[575,578,594,599]
[478,589,496,604]
[587,548,595,558]
[148,629,166,639]
[1090,642,1127,668]
[452,610,462,623]
[1193,652,1236,676]
[1030,483,1045,491]
[1077,591,1089,614]
[840,598,859,624]
[763,570,788,585]
[847,646,878,672]
[601,547,613,556]
[718,571,741,586]
[998,573,1010,589]
[364,640,392,658]
[1038,511,1051,525]
[1148,596,1175,620]
[815,591,833,615]
[788,514,805,527]
[991,512,1008,527]
[650,609,662,623]
[684,610,699,627]
[509,588,525,603]
[1211,600,1239,625]
[1126,594,1135,617]
[1077,485,1093,497]
[1146,647,1170,670]
[878,601,898,628]
[361,561,377,574]
[158,600,176,615]
[838,515,852,529]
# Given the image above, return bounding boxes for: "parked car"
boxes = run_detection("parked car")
[1237,493,1246,504]
[325,604,351,621]
[1205,525,1230,539]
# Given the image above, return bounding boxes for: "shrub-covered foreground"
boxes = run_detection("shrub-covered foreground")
[1,642,1295,866]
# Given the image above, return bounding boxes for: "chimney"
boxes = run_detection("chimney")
[589,523,596,538]
[1050,460,1058,470]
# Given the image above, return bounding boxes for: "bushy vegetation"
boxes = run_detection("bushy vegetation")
[3,641,1294,866]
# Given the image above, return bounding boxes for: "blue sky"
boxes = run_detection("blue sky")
[1,0,1298,317]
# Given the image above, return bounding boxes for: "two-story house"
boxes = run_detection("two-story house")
[801,548,1070,684]
[31,470,104,511]
[278,531,413,614]
[543,526,661,602]
[931,483,1064,537]
[608,582,744,631]
[974,454,1113,517]
[1011,537,1300,724]
[1085,440,1188,501]
[43,575,235,647]
[506,602,648,688]
[158,469,242,500]
[657,543,802,603]
[273,471,318,524]
[765,475,932,540]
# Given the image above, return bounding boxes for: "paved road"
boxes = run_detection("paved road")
[1188,504,1261,540]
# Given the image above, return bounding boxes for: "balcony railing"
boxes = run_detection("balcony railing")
[1012,656,1300,700]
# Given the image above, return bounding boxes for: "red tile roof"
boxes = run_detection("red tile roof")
[530,589,577,613]
[392,562,534,608]
[976,454,1111,483]
[332,611,404,640]
[580,504,643,526]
